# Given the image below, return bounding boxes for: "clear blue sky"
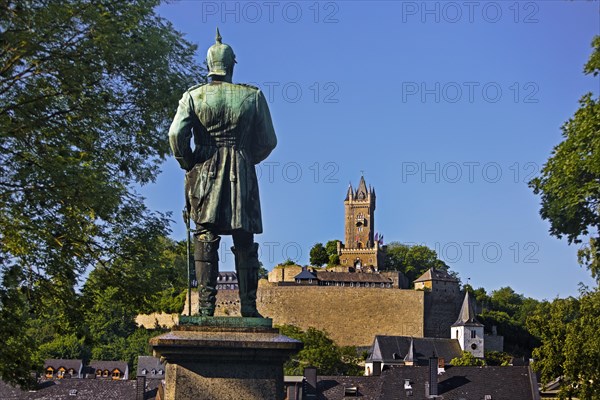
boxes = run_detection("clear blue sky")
[142,0,600,300]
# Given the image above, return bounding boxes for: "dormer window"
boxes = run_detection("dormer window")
[141,369,147,375]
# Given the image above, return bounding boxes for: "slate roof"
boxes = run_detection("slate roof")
[378,365,540,400]
[294,269,317,280]
[452,291,484,327]
[345,183,353,201]
[0,379,137,399]
[136,356,166,379]
[43,359,82,372]
[355,175,369,199]
[316,271,392,284]
[413,267,459,283]
[368,336,463,366]
[88,360,128,372]
[317,375,382,400]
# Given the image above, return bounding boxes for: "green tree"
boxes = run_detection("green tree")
[450,351,485,366]
[325,240,340,266]
[529,36,600,280]
[0,267,39,388]
[484,351,512,366]
[527,296,580,398]
[527,288,600,399]
[38,333,88,361]
[383,242,449,284]
[309,243,329,267]
[0,0,204,385]
[325,240,339,257]
[278,325,362,376]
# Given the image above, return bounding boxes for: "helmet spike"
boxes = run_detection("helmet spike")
[216,27,222,44]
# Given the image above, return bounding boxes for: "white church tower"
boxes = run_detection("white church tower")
[451,292,484,358]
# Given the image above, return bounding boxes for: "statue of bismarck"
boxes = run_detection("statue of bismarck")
[168,29,277,317]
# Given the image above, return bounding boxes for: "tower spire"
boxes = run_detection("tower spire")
[452,291,483,327]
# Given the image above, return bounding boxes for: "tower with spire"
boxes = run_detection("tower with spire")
[451,291,484,358]
[338,175,384,270]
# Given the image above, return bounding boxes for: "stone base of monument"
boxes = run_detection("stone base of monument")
[149,316,302,400]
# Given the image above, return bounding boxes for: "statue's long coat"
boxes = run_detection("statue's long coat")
[168,82,277,234]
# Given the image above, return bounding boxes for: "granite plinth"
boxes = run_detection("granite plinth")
[150,317,302,400]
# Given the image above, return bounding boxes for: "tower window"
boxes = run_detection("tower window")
[471,330,477,339]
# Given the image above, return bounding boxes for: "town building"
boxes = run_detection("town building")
[88,360,129,380]
[287,362,541,399]
[43,359,83,379]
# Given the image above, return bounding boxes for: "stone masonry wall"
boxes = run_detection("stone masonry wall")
[255,286,424,347]
[139,285,428,347]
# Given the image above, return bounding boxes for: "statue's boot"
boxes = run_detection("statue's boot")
[232,243,263,318]
[195,235,221,316]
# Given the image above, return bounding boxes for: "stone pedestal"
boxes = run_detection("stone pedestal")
[150,316,302,400]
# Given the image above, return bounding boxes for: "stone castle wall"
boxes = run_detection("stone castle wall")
[252,286,425,347]
[138,285,465,348]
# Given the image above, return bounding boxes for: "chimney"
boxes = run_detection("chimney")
[303,366,317,399]
[372,361,381,376]
[429,356,439,396]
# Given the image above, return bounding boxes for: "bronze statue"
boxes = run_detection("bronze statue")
[169,29,277,317]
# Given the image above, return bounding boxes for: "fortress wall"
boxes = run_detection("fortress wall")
[253,286,425,347]
[423,291,463,338]
[139,286,428,348]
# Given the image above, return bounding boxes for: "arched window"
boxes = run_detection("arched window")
[45,367,54,379]
[103,370,109,378]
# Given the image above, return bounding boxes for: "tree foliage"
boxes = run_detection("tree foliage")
[0,0,205,385]
[309,243,329,267]
[450,351,485,366]
[484,351,512,366]
[383,242,449,284]
[278,325,363,376]
[529,35,600,280]
[527,289,600,399]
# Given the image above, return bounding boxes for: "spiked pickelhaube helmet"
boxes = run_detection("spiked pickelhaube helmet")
[207,28,236,77]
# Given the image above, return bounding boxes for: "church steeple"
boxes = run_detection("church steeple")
[452,291,483,327]
[451,291,484,358]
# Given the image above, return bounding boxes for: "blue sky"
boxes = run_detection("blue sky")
[142,0,600,300]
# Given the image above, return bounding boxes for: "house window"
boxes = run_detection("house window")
[68,368,75,377]
[45,367,54,379]
[96,369,102,377]
[141,369,147,375]
[471,330,477,339]
[103,370,109,378]
[57,368,65,379]
[111,369,121,380]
